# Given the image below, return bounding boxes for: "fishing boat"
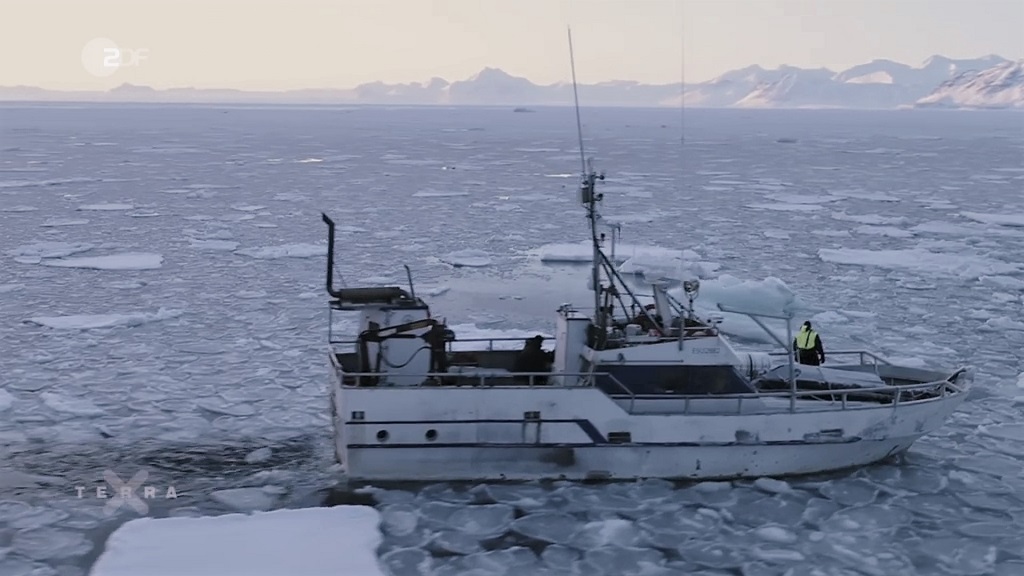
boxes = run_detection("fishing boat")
[320,33,973,483]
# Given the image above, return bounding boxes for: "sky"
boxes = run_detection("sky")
[1,0,1022,90]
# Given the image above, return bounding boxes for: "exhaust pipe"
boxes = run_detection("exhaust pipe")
[322,213,344,298]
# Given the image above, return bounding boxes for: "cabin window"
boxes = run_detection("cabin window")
[376,430,389,442]
[425,429,438,441]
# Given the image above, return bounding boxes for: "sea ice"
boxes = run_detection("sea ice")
[536,241,683,265]
[39,252,164,270]
[235,244,326,259]
[7,242,94,259]
[40,218,90,227]
[817,248,1019,280]
[747,203,823,212]
[40,392,105,416]
[412,190,469,197]
[189,239,239,251]
[25,308,182,330]
[209,488,278,512]
[77,203,133,211]
[448,503,514,539]
[89,507,383,576]
[439,249,492,267]
[853,225,914,238]
[960,212,1024,227]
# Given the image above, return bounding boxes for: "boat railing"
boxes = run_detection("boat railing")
[674,377,956,415]
[766,349,893,366]
[336,369,638,412]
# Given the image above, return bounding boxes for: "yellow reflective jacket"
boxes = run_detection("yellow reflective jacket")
[795,328,818,350]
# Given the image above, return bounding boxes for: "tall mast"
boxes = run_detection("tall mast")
[567,27,605,336]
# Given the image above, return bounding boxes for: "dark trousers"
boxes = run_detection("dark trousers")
[797,349,820,366]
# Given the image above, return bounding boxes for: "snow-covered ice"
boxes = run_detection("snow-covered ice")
[818,248,1019,280]
[440,249,493,267]
[88,507,383,576]
[38,253,164,270]
[25,309,182,330]
[235,244,326,259]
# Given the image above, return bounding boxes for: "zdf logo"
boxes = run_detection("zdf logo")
[81,38,149,78]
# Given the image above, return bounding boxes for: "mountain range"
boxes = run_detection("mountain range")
[2,55,1021,110]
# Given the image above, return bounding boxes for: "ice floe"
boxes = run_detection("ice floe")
[747,203,823,212]
[189,239,240,251]
[818,248,1019,280]
[960,212,1024,228]
[536,242,684,265]
[413,190,469,198]
[39,252,164,270]
[40,218,90,227]
[77,203,133,211]
[236,244,326,259]
[7,241,94,260]
[89,507,383,576]
[25,308,182,329]
[440,249,492,267]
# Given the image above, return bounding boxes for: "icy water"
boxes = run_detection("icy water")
[1,104,1023,575]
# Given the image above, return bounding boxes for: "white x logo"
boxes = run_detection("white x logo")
[103,469,149,516]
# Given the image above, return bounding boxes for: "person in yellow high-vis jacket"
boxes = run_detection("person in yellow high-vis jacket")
[793,321,825,365]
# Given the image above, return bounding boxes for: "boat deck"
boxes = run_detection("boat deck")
[329,337,967,413]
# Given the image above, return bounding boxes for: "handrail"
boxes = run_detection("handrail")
[766,349,893,366]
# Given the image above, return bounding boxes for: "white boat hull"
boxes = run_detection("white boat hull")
[330,382,968,482]
[344,438,920,482]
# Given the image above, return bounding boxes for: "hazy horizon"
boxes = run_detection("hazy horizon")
[2,0,1022,91]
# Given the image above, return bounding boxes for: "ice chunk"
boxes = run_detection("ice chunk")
[78,203,133,211]
[412,189,469,197]
[569,519,641,549]
[980,275,1024,290]
[818,248,1019,280]
[40,392,105,416]
[510,512,580,545]
[41,218,90,227]
[209,488,278,512]
[747,202,824,212]
[244,447,272,464]
[753,525,799,544]
[752,477,796,495]
[449,503,514,539]
[40,252,164,270]
[89,506,383,576]
[380,503,419,537]
[440,249,492,267]
[831,211,907,226]
[236,244,326,259]
[536,241,683,265]
[853,225,914,238]
[26,308,182,330]
[818,479,878,506]
[189,239,239,251]
[960,212,1024,227]
[13,528,92,560]
[7,242,94,259]
[0,388,14,412]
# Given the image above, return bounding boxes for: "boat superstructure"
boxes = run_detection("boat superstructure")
[320,31,973,482]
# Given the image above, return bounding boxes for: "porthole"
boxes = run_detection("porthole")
[425,429,438,441]
[376,430,389,442]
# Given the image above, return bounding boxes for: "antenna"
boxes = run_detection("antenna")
[568,26,587,176]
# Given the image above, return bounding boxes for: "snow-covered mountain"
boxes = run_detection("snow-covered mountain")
[2,55,1019,109]
[915,59,1024,109]
[686,54,1013,109]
